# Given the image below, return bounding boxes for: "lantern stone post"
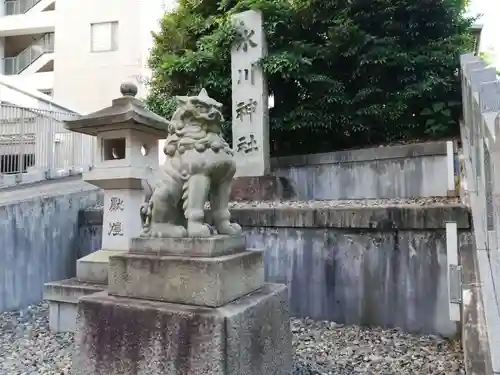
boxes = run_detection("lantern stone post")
[44,82,168,332]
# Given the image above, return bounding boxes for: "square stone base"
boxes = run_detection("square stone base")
[77,249,126,284]
[44,278,105,333]
[73,283,292,375]
[108,250,265,307]
[129,234,246,257]
[49,301,79,333]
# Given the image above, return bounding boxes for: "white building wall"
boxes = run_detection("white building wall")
[0,0,170,182]
[52,0,165,114]
[9,71,54,92]
[470,0,500,68]
[0,75,70,111]
[0,10,55,37]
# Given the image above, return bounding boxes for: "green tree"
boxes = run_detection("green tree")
[147,0,475,156]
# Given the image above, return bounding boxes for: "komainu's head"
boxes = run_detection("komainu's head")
[169,88,224,134]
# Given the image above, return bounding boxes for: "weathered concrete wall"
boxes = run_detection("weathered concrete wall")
[0,177,100,312]
[79,204,471,337]
[272,141,451,199]
[78,209,102,259]
[461,240,494,374]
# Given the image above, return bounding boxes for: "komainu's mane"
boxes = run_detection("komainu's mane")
[164,96,230,156]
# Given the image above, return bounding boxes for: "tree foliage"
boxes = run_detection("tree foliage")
[147,0,475,155]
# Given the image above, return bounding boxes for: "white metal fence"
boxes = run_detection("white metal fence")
[460,53,500,372]
[0,103,95,188]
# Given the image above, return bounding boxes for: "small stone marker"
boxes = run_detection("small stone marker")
[231,10,270,177]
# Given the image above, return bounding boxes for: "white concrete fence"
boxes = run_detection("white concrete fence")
[0,103,95,188]
[460,53,500,371]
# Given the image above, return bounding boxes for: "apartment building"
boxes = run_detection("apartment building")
[0,0,167,181]
[0,0,166,114]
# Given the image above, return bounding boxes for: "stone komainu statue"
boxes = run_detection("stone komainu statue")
[140,89,242,238]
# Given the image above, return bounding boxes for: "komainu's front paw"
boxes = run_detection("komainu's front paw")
[147,224,187,238]
[187,222,212,237]
[216,221,242,235]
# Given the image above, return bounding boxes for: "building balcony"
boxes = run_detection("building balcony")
[4,0,55,15]
[0,9,54,36]
[3,32,54,75]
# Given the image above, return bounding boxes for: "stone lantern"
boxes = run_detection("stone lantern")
[44,82,169,332]
[64,82,168,263]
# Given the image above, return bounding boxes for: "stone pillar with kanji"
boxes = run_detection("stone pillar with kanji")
[231,10,269,177]
[230,10,295,201]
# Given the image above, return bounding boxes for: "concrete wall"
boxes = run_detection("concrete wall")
[272,141,452,199]
[459,53,500,374]
[461,239,493,374]
[0,177,100,312]
[79,203,471,337]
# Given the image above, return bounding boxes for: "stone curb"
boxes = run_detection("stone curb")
[461,242,494,375]
[80,204,471,230]
[271,141,450,169]
[230,205,470,229]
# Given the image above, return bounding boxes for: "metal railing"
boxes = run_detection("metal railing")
[3,33,54,75]
[459,53,500,373]
[4,0,42,15]
[0,103,95,187]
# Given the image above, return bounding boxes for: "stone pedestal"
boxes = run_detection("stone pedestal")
[44,278,105,333]
[74,285,291,375]
[44,248,119,333]
[108,250,264,307]
[73,235,292,375]
[77,250,125,284]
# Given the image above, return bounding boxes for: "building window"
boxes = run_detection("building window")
[90,21,118,52]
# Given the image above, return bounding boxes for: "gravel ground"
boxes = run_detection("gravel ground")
[228,196,461,209]
[88,196,462,212]
[0,303,464,375]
